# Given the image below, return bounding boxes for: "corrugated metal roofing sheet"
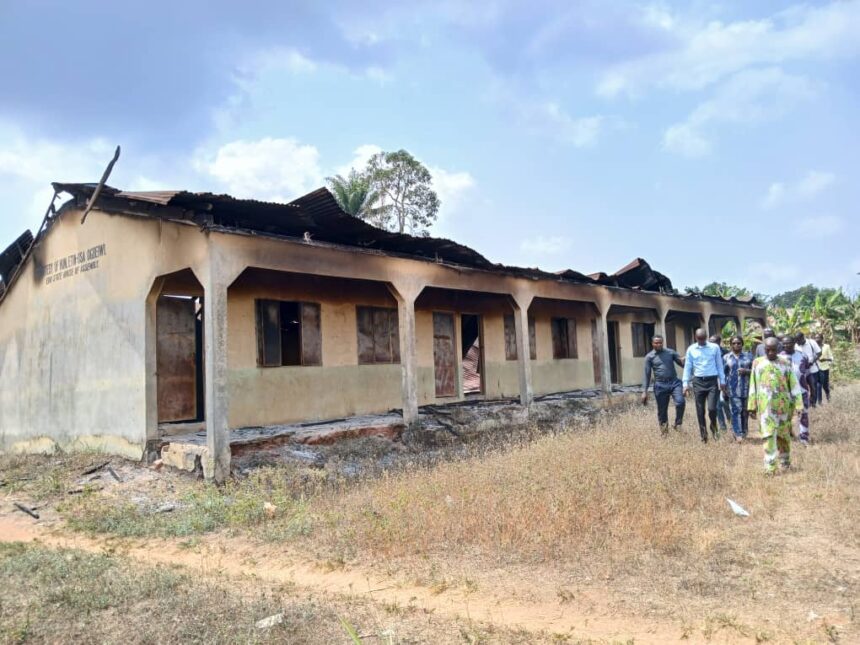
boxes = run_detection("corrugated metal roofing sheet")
[44,182,762,307]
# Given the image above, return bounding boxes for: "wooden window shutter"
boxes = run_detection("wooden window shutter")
[567,318,578,359]
[356,306,375,364]
[503,314,517,361]
[257,299,282,367]
[390,309,401,363]
[300,302,322,365]
[551,318,567,359]
[528,317,537,360]
[372,307,392,363]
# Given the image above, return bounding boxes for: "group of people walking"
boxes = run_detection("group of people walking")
[642,328,834,473]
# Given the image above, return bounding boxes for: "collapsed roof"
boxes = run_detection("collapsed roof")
[0,182,762,307]
[0,229,34,295]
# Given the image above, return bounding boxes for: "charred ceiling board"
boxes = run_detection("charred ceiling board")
[433,312,457,398]
[157,296,198,423]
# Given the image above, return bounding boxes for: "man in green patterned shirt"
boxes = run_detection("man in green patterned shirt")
[748,337,804,474]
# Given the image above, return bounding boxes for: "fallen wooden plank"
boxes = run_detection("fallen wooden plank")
[81,461,110,476]
[13,502,39,519]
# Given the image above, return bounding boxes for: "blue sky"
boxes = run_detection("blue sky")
[1,0,858,296]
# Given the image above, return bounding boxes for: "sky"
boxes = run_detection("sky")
[1,0,858,296]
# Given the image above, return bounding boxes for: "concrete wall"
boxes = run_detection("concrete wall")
[0,210,168,457]
[530,300,597,395]
[609,311,658,387]
[226,270,403,427]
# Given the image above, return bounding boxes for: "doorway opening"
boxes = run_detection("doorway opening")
[460,314,484,396]
[156,294,204,424]
[607,320,622,384]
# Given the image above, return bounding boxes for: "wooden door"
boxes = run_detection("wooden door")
[590,319,601,386]
[157,296,198,422]
[433,312,457,397]
[607,320,622,384]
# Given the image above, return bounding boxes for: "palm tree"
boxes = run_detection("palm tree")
[326,171,385,221]
[810,290,848,338]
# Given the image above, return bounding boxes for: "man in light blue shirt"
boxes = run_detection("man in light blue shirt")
[683,328,727,443]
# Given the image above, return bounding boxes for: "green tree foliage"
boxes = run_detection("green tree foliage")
[365,149,440,235]
[328,149,441,236]
[695,280,860,382]
[769,284,846,308]
[325,170,383,220]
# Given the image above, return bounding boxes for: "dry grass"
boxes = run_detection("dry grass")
[0,542,536,644]
[7,385,860,641]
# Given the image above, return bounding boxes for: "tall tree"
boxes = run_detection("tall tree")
[326,170,383,220]
[366,150,440,235]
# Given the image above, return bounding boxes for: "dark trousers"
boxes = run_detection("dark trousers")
[729,396,748,437]
[692,376,720,442]
[716,394,730,430]
[654,379,685,427]
[807,372,819,406]
[818,370,830,402]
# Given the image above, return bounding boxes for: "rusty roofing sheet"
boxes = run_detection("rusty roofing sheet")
[47,182,762,306]
[115,190,181,205]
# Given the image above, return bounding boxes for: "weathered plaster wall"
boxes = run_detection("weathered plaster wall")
[226,271,403,426]
[530,300,597,395]
[609,311,658,387]
[0,211,160,456]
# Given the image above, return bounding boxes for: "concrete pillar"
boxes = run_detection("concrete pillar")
[201,250,231,484]
[656,301,669,339]
[144,277,165,460]
[597,298,612,396]
[511,293,534,407]
[700,302,713,336]
[738,311,747,338]
[389,281,423,427]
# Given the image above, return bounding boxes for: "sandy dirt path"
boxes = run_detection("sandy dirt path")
[0,511,761,644]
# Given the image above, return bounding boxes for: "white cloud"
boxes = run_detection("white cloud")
[194,137,323,202]
[797,170,835,197]
[662,67,814,157]
[761,182,786,209]
[335,144,383,177]
[795,214,843,238]
[662,122,712,158]
[599,1,860,97]
[430,166,475,213]
[761,170,836,209]
[363,66,394,85]
[240,47,318,76]
[520,235,572,255]
[538,103,607,147]
[0,122,114,183]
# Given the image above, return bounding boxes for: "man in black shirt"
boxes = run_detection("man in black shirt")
[642,335,686,435]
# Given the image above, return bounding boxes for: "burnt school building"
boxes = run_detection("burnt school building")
[0,183,764,481]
